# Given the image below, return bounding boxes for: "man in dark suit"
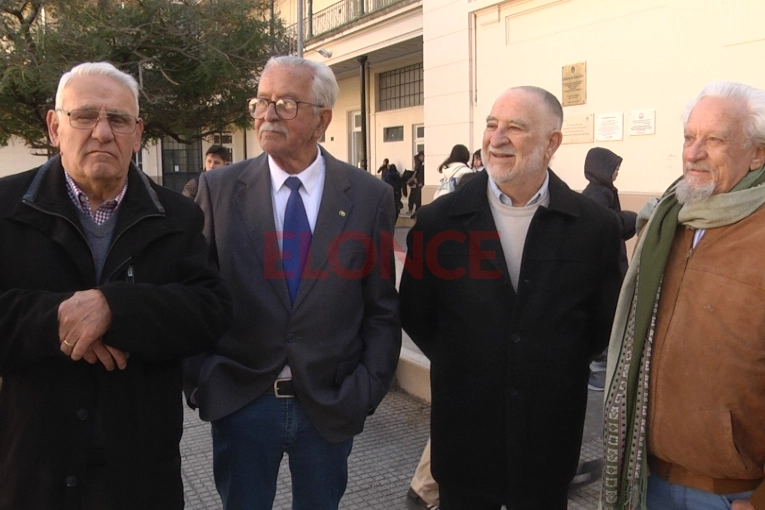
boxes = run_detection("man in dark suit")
[400,86,622,509]
[184,56,401,510]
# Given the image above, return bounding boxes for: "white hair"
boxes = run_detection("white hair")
[263,56,338,109]
[55,62,140,114]
[684,81,765,148]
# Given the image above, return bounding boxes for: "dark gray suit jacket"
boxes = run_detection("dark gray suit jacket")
[184,148,401,442]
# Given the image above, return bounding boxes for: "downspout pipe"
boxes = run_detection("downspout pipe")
[357,55,368,171]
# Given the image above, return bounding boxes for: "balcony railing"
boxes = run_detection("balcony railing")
[286,0,409,49]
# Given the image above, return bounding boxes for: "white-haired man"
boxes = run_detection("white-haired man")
[184,56,401,509]
[602,82,765,510]
[0,62,231,509]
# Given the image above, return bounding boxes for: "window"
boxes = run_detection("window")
[132,150,143,172]
[161,137,203,193]
[383,126,404,142]
[413,124,424,156]
[378,63,424,112]
[213,133,233,145]
[349,111,363,167]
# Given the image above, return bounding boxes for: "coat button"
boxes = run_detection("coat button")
[510,387,519,396]
[286,333,296,343]
[511,333,521,343]
[65,475,77,487]
[76,409,88,421]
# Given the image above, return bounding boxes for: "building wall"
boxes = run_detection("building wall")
[0,138,47,178]
[370,55,425,174]
[461,0,765,199]
[422,0,473,189]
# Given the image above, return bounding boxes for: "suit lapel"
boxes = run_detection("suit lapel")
[451,171,512,284]
[293,151,352,309]
[234,156,293,311]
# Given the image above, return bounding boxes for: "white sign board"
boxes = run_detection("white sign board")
[595,113,624,142]
[629,109,656,136]
[561,114,594,144]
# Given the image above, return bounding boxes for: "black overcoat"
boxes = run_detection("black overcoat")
[0,157,231,510]
[400,170,621,509]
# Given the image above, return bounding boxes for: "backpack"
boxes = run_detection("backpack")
[433,164,468,200]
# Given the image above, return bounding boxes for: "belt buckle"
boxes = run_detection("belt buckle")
[273,378,295,399]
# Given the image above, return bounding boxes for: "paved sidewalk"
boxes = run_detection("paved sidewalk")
[180,386,604,509]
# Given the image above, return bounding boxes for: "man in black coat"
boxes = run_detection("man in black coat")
[0,62,231,510]
[400,86,622,509]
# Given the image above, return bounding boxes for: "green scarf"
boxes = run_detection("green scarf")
[601,166,765,509]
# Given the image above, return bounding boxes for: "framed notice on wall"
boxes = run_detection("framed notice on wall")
[562,62,587,106]
[595,113,624,142]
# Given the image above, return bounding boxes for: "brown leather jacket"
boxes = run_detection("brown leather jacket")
[648,204,765,505]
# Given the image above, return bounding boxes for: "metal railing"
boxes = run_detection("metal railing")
[286,0,408,49]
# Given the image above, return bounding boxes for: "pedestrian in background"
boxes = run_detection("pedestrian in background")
[471,149,484,171]
[437,144,473,186]
[407,150,424,217]
[581,147,637,391]
[182,144,231,200]
[382,162,403,217]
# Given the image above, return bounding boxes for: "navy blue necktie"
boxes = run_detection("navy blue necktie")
[283,176,312,305]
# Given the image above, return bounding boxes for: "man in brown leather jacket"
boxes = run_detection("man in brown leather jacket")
[603,81,765,510]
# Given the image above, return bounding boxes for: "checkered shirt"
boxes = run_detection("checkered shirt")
[64,170,128,225]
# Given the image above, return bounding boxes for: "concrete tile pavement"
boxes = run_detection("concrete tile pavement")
[180,387,605,509]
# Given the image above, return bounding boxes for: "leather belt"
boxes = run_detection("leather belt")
[271,379,296,398]
[648,455,762,494]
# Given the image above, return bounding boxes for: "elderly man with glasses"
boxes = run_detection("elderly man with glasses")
[183,55,401,510]
[0,62,232,510]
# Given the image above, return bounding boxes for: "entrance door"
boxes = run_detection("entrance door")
[413,123,424,158]
[350,111,363,168]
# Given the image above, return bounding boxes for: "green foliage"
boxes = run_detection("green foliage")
[0,0,289,152]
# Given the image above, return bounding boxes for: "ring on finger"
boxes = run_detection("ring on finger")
[63,339,74,347]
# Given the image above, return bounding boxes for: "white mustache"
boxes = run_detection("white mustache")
[258,122,288,136]
[489,149,516,157]
[684,162,714,173]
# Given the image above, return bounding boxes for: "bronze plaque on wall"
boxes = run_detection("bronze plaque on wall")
[562,62,587,106]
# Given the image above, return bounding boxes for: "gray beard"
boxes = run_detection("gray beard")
[486,145,545,186]
[675,178,716,204]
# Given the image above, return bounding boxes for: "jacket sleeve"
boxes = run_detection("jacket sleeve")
[585,187,637,241]
[588,215,623,357]
[358,184,402,411]
[97,205,232,362]
[399,207,439,360]
[616,209,638,241]
[0,289,74,374]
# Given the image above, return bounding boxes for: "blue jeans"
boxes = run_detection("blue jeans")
[646,472,754,509]
[211,393,353,510]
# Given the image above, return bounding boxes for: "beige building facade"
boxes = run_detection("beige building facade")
[2,0,763,398]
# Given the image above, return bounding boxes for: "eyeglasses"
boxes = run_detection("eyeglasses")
[57,108,140,134]
[247,97,324,120]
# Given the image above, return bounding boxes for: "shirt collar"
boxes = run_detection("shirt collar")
[64,170,128,223]
[488,169,550,207]
[269,148,324,195]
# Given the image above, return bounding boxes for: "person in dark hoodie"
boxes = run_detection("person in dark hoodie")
[583,148,637,275]
[582,147,637,391]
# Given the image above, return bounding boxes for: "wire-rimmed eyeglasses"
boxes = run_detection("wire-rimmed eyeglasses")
[57,108,140,134]
[247,97,325,120]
